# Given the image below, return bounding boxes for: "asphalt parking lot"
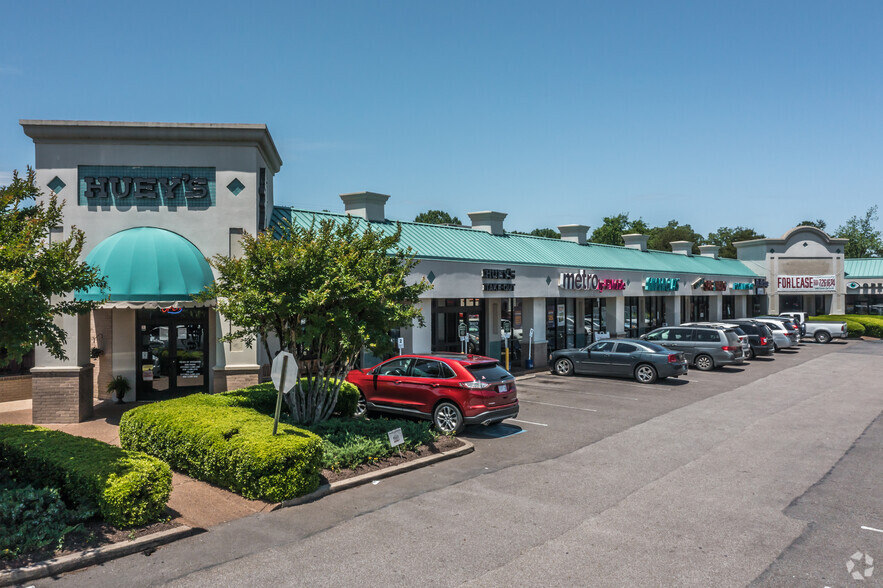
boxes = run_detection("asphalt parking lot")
[48,339,883,587]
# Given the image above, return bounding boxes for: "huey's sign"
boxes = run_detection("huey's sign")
[559,269,626,292]
[776,275,836,292]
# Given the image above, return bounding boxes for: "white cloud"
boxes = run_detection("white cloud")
[0,171,14,186]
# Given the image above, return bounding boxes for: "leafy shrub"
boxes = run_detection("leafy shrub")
[119,395,323,502]
[0,478,92,559]
[307,417,437,471]
[0,425,171,528]
[221,379,360,418]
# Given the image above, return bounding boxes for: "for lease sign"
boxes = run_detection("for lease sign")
[776,275,836,292]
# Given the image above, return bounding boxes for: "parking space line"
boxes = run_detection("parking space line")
[519,400,598,412]
[509,418,548,427]
[861,526,883,534]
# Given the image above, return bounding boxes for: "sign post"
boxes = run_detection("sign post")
[501,326,511,371]
[526,327,534,369]
[397,337,405,355]
[271,351,298,435]
[458,321,468,354]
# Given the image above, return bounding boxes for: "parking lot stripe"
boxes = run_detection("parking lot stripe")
[861,526,883,533]
[509,418,548,427]
[519,400,598,412]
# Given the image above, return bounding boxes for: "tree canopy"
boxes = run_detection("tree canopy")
[589,214,648,246]
[0,168,107,367]
[704,226,765,259]
[414,210,462,226]
[647,220,703,254]
[835,206,883,258]
[797,219,827,231]
[199,215,431,425]
[512,227,561,239]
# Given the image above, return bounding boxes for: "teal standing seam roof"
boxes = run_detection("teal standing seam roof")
[845,258,883,278]
[271,207,759,278]
[77,227,214,301]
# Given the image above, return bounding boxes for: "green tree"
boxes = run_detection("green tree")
[835,205,883,258]
[647,220,704,253]
[704,226,765,259]
[511,227,560,239]
[0,168,107,367]
[797,219,827,231]
[589,214,647,246]
[414,210,462,226]
[199,216,431,425]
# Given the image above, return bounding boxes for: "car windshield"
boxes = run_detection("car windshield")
[637,340,669,353]
[466,362,513,383]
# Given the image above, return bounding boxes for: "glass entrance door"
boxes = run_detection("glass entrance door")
[431,299,485,355]
[136,308,209,400]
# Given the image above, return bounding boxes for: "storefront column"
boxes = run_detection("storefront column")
[736,296,748,318]
[409,302,432,354]
[522,298,547,368]
[575,298,587,347]
[609,296,626,338]
[486,299,502,359]
[31,309,93,424]
[665,296,681,327]
[709,296,723,322]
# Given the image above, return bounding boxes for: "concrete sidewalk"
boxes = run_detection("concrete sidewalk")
[0,399,275,529]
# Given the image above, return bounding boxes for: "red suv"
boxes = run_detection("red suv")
[345,353,519,434]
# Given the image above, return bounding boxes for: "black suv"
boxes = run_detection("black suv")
[728,320,775,359]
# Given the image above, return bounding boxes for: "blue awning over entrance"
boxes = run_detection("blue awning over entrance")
[77,227,214,302]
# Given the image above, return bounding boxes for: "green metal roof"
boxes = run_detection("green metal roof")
[77,227,214,301]
[845,258,883,278]
[271,207,759,278]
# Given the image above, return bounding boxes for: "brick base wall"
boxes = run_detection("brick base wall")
[532,342,549,369]
[31,366,94,424]
[212,368,260,393]
[0,375,32,403]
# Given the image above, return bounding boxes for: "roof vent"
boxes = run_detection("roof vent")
[698,244,720,259]
[558,224,589,245]
[340,191,390,222]
[670,241,694,256]
[622,233,649,251]
[468,211,507,235]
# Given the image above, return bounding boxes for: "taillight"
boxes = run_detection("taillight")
[721,346,737,352]
[760,337,768,345]
[460,380,491,390]
[667,354,679,363]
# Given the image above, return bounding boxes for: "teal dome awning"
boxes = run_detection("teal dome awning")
[77,227,214,302]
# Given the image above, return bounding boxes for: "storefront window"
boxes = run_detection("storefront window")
[546,298,576,351]
[431,299,485,355]
[722,295,735,320]
[846,293,883,315]
[643,297,666,333]
[780,295,803,312]
[625,296,640,338]
[584,298,607,343]
[683,296,709,322]
[501,298,523,368]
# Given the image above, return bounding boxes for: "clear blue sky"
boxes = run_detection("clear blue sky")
[2,1,882,238]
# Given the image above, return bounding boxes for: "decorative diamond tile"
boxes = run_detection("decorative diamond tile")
[48,176,65,194]
[227,178,245,196]
[427,271,436,284]
[546,276,552,285]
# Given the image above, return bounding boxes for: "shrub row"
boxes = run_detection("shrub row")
[307,417,437,471]
[0,425,171,528]
[119,394,324,502]
[219,379,360,419]
[809,314,883,338]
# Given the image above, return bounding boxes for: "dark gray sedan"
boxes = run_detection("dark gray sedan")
[549,339,688,384]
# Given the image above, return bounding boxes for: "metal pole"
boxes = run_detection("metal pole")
[272,354,288,435]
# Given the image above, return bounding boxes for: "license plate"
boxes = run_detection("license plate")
[498,384,508,393]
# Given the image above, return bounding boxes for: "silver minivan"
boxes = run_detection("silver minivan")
[642,326,744,371]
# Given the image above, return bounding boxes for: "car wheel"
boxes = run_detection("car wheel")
[773,343,780,352]
[814,331,831,344]
[634,364,658,384]
[746,347,755,360]
[694,354,714,371]
[354,392,368,417]
[433,402,464,434]
[554,358,574,376]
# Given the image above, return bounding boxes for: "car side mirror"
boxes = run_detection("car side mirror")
[639,334,648,340]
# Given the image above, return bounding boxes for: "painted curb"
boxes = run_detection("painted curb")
[0,525,201,587]
[275,439,475,509]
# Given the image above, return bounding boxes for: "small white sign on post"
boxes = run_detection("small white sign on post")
[271,351,299,435]
[397,337,405,352]
[387,427,404,448]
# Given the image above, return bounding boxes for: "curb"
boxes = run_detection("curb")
[0,526,201,587]
[275,439,475,509]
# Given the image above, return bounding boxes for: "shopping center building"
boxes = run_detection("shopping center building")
[15,120,883,423]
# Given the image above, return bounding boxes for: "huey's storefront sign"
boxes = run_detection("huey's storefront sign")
[481,268,515,291]
[559,269,625,292]
[776,275,836,292]
[78,166,216,207]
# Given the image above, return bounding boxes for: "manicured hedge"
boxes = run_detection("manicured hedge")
[0,425,172,528]
[308,417,437,471]
[119,394,323,502]
[220,379,360,418]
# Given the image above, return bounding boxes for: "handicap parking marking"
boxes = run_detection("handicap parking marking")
[519,399,598,412]
[509,418,548,427]
[467,423,527,439]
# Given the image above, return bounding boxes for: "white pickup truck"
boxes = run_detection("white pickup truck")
[779,312,848,344]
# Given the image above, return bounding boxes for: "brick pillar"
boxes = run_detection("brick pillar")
[31,365,94,424]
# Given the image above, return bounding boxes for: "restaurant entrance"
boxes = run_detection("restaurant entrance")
[136,308,209,400]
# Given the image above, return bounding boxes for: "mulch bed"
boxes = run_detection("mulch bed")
[1,519,181,571]
[321,435,463,484]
